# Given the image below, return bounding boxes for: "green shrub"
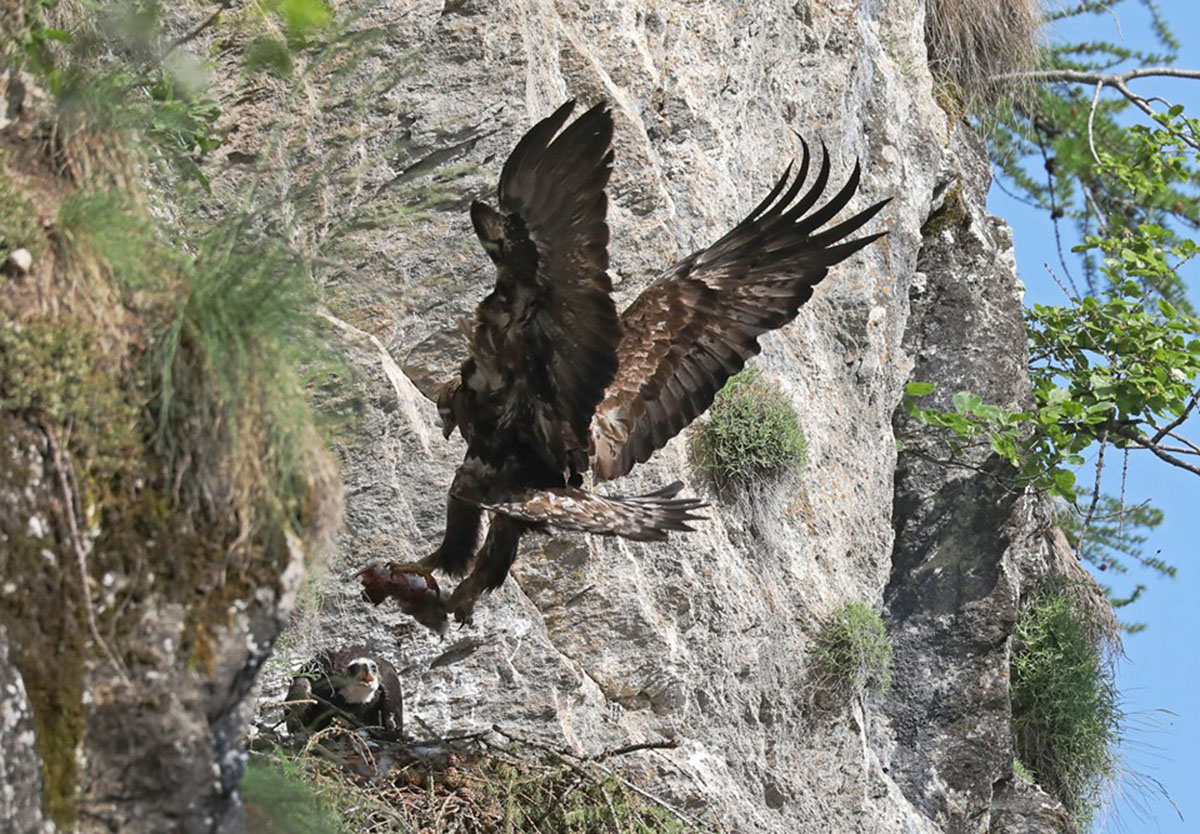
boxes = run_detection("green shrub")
[693,368,806,490]
[1010,583,1120,829]
[811,602,893,700]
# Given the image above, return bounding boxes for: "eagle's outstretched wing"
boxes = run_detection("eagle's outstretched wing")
[472,481,706,542]
[589,140,890,481]
[465,100,620,469]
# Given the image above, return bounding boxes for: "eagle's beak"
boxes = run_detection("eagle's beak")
[359,672,375,683]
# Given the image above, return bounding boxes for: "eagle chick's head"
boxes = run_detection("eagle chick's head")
[341,657,381,704]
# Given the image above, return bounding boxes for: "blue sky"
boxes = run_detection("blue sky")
[986,2,1198,830]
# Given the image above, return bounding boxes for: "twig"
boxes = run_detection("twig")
[1150,387,1200,444]
[304,724,377,772]
[1087,80,1105,165]
[998,67,1200,87]
[1164,431,1200,455]
[902,448,1028,497]
[488,725,709,830]
[1118,447,1130,545]
[1144,443,1200,456]
[1035,134,1080,294]
[1075,432,1107,559]
[41,424,130,684]
[1113,426,1200,476]
[588,739,679,762]
[166,0,237,57]
[585,759,709,829]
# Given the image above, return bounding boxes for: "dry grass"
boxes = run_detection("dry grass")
[246,722,709,834]
[925,0,1043,110]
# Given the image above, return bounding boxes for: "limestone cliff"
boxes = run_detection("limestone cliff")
[264,2,1076,832]
[0,1,1085,832]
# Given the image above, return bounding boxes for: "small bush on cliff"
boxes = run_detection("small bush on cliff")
[693,368,806,491]
[811,601,893,701]
[1010,582,1120,829]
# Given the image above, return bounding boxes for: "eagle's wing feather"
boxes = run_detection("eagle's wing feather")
[467,480,707,542]
[590,140,890,481]
[467,100,620,464]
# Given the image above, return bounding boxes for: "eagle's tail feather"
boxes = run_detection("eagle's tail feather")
[472,482,707,542]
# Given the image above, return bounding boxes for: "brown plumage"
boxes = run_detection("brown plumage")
[590,140,888,480]
[365,101,889,628]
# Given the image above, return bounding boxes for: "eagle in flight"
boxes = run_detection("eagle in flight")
[359,100,889,630]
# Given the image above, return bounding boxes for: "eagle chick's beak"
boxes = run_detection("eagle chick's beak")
[359,672,376,683]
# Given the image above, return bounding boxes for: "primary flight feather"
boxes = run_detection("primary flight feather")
[364,100,889,628]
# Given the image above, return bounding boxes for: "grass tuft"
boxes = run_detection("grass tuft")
[925,0,1041,111]
[810,601,893,701]
[1010,581,1120,830]
[151,219,342,553]
[693,368,806,491]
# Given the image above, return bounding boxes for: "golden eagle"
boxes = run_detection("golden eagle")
[285,645,404,737]
[360,100,888,629]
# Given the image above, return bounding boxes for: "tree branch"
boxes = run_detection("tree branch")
[1150,387,1200,444]
[1114,426,1200,476]
[41,423,129,684]
[996,67,1200,151]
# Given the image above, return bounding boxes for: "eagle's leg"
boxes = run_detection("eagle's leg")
[420,494,483,576]
[444,515,526,625]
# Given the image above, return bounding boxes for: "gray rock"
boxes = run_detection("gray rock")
[0,625,46,834]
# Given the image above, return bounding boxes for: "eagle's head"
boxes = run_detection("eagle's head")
[340,657,382,704]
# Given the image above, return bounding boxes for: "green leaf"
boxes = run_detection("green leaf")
[905,381,936,397]
[952,391,982,414]
[1052,469,1076,495]
[39,27,73,43]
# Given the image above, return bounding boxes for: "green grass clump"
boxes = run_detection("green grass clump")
[811,601,893,700]
[242,755,358,834]
[152,218,337,540]
[693,368,806,490]
[1010,583,1120,829]
[1012,758,1035,785]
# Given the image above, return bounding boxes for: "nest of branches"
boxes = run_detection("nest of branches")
[248,713,710,834]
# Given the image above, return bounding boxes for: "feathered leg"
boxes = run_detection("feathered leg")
[444,515,527,625]
[421,493,483,575]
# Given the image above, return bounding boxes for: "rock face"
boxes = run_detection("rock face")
[0,0,1085,832]
[880,130,1074,833]
[0,624,45,834]
[265,2,1072,834]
